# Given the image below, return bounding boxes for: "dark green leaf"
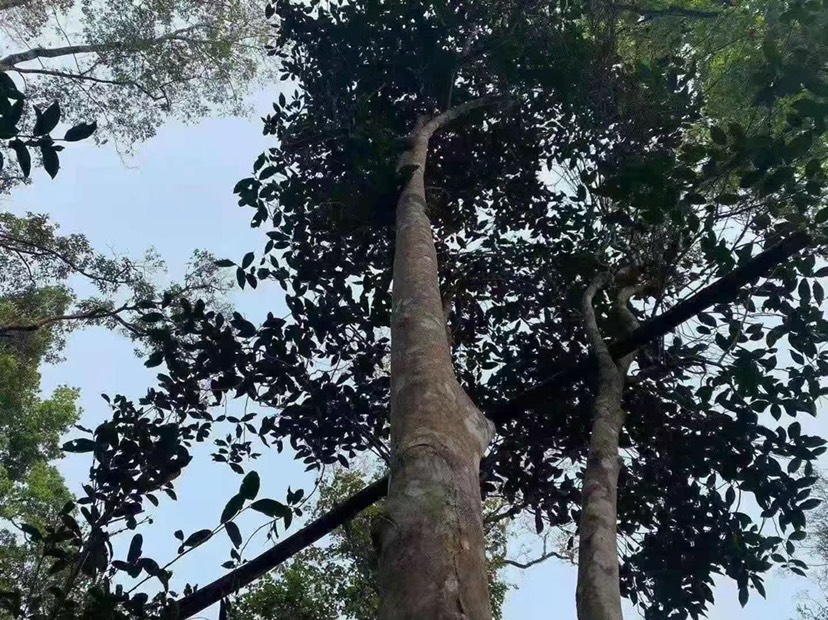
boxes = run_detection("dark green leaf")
[40,144,59,178]
[63,121,97,142]
[127,534,143,563]
[221,493,245,523]
[239,471,260,500]
[250,498,289,518]
[62,438,97,453]
[33,102,60,135]
[710,126,727,145]
[145,350,164,368]
[9,140,30,177]
[183,529,212,548]
[224,521,242,548]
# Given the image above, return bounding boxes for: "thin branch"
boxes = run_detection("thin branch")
[8,67,167,100]
[0,303,134,335]
[503,549,571,569]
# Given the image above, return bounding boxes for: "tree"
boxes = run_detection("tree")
[232,467,516,620]
[5,0,828,619]
[0,295,83,620]
[0,0,273,155]
[0,208,233,365]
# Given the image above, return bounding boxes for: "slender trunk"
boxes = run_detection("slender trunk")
[576,277,640,620]
[373,110,494,620]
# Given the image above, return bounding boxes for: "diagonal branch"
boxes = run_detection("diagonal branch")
[168,478,388,620]
[8,67,167,101]
[0,304,135,336]
[0,24,209,67]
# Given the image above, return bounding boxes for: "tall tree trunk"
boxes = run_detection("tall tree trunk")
[576,276,641,620]
[373,103,496,620]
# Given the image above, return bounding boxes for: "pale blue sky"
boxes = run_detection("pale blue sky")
[5,88,822,619]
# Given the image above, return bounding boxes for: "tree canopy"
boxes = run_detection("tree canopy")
[0,0,273,149]
[3,0,828,619]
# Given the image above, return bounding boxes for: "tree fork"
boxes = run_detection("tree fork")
[167,229,810,619]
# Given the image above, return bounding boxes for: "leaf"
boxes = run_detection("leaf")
[62,438,96,453]
[236,267,246,289]
[239,471,260,500]
[738,586,748,607]
[141,312,165,323]
[697,312,717,327]
[816,208,828,224]
[144,350,164,368]
[63,121,97,142]
[789,530,807,541]
[174,530,183,541]
[710,126,727,145]
[224,521,242,548]
[127,534,143,563]
[40,144,59,178]
[221,493,245,523]
[33,101,60,135]
[242,252,255,269]
[250,498,289,518]
[20,523,41,541]
[9,140,30,177]
[182,529,212,548]
[214,259,235,268]
[800,498,822,510]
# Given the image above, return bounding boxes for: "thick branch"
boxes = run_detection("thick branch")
[166,230,811,619]
[420,94,507,138]
[0,304,133,336]
[488,230,811,425]
[0,25,208,67]
[581,272,615,370]
[168,478,388,620]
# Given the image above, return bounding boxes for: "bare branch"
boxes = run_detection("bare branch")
[503,549,571,569]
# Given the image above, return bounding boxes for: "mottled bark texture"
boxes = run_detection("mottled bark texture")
[374,103,496,620]
[576,275,641,620]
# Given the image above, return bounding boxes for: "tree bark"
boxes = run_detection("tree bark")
[576,277,641,620]
[373,102,496,620]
